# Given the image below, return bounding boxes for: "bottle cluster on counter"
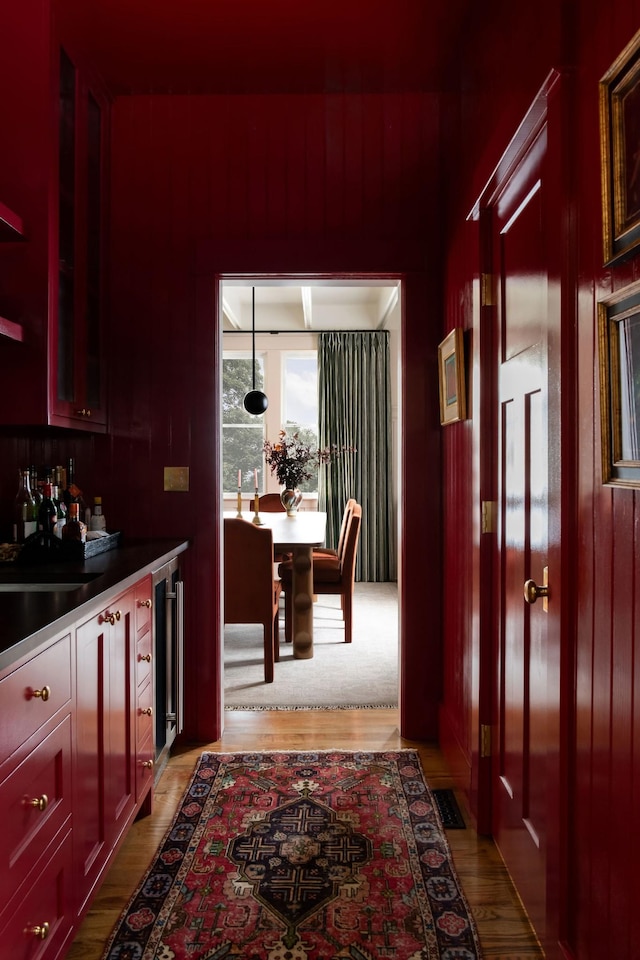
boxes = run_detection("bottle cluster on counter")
[12,457,107,544]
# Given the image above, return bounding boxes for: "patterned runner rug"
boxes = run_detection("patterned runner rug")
[101,751,483,959]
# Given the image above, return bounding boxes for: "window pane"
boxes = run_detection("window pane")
[223,357,265,492]
[283,355,317,427]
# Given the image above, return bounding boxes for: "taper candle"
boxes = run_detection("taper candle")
[254,468,258,489]
[237,469,242,488]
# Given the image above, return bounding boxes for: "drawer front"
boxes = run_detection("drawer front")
[136,630,153,688]
[136,679,154,747]
[136,730,154,802]
[0,826,74,960]
[0,634,72,763]
[0,715,72,905]
[134,575,153,642]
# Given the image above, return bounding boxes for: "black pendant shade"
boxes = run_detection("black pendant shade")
[243,287,268,415]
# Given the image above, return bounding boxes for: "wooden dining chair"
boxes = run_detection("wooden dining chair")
[258,493,285,512]
[279,502,362,645]
[223,518,282,683]
[312,498,357,561]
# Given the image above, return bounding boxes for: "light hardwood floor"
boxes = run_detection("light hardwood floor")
[67,709,543,960]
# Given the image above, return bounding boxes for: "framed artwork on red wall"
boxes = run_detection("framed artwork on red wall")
[600,28,640,264]
[438,328,466,425]
[598,278,640,487]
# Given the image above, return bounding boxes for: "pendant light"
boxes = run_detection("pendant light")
[243,287,269,415]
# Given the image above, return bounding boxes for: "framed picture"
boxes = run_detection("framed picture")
[598,278,640,487]
[600,29,640,264]
[438,328,466,425]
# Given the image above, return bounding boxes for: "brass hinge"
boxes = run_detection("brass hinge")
[481,500,497,534]
[480,724,492,758]
[481,273,495,307]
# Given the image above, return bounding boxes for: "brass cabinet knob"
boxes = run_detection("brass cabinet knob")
[24,794,49,811]
[138,598,152,608]
[75,408,92,417]
[141,759,154,769]
[32,685,51,702]
[114,609,121,621]
[99,612,115,625]
[139,653,152,663]
[140,707,152,716]
[24,922,50,940]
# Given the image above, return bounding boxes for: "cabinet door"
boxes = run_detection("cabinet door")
[74,590,135,915]
[50,48,107,431]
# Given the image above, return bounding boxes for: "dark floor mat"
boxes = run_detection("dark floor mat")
[432,788,466,828]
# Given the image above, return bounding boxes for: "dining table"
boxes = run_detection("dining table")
[223,508,327,659]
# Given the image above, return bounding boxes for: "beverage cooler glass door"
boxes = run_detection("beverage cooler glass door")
[153,557,184,769]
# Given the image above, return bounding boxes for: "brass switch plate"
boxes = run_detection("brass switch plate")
[164,467,190,492]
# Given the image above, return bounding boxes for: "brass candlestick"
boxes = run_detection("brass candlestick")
[236,489,243,518]
[252,492,263,525]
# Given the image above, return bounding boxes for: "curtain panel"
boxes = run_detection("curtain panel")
[318,331,394,582]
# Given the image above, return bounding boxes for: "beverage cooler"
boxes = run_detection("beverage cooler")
[152,556,184,771]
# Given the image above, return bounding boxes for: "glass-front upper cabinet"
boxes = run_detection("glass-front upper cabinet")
[51,48,107,430]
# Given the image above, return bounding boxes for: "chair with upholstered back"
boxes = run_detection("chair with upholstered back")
[258,493,285,512]
[223,518,282,683]
[313,498,357,561]
[279,502,362,645]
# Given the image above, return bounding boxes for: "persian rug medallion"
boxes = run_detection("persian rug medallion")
[102,751,483,960]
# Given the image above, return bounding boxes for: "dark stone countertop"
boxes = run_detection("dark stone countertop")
[0,538,189,673]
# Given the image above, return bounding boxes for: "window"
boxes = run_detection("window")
[222,355,266,493]
[222,343,318,494]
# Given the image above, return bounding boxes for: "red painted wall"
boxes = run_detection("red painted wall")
[439,0,640,957]
[105,92,445,742]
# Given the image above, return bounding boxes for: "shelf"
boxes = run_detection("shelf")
[0,316,23,342]
[0,201,25,241]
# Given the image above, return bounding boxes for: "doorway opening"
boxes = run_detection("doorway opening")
[219,275,402,710]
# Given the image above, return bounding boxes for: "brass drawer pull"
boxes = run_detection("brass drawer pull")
[99,612,115,625]
[25,922,50,940]
[139,653,152,663]
[138,598,152,608]
[141,759,154,769]
[140,707,152,716]
[32,685,51,702]
[24,794,49,811]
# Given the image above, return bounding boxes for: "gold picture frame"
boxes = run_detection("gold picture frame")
[600,28,640,264]
[438,328,466,425]
[598,278,640,486]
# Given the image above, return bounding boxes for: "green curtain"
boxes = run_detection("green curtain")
[318,331,393,582]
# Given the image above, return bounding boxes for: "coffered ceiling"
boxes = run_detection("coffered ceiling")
[221,281,400,333]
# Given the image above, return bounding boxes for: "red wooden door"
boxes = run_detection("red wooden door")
[492,124,552,943]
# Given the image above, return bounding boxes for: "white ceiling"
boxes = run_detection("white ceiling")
[221,281,400,333]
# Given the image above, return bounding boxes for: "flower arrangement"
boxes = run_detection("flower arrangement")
[263,430,353,489]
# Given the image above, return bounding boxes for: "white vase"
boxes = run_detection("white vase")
[280,488,303,516]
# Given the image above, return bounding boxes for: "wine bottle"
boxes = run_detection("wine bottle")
[13,469,37,543]
[52,484,67,538]
[29,465,42,508]
[62,502,87,542]
[38,482,57,536]
[63,457,86,514]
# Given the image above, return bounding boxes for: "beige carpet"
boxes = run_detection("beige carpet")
[224,581,398,709]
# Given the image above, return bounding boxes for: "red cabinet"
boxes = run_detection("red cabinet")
[0,11,108,431]
[0,631,74,960]
[74,589,136,915]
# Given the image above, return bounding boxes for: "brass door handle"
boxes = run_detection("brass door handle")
[524,566,550,609]
[138,598,152,608]
[524,580,548,603]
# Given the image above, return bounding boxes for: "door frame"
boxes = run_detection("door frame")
[470,69,577,957]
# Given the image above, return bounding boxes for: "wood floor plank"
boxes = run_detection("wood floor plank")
[66,709,542,960]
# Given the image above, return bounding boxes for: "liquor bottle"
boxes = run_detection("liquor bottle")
[13,469,37,543]
[63,457,86,514]
[29,465,42,508]
[38,483,57,536]
[52,484,67,538]
[62,502,87,542]
[89,496,107,532]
